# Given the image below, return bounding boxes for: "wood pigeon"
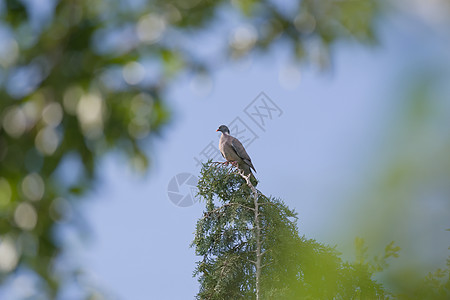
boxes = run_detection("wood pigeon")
[216,125,256,178]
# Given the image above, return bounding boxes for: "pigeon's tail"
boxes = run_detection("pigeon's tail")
[249,173,258,186]
[239,162,253,176]
[239,162,258,186]
[243,159,256,173]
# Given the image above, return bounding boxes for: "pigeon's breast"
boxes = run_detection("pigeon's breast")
[219,135,241,162]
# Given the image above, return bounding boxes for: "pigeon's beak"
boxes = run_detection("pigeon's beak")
[216,129,219,132]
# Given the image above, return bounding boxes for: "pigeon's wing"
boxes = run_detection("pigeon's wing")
[231,137,256,172]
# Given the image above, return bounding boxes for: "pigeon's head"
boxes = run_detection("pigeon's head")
[216,125,230,134]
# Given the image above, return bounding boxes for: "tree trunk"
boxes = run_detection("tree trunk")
[254,189,261,300]
[240,171,261,300]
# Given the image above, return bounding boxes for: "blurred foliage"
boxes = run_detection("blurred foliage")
[347,66,450,297]
[193,163,392,299]
[355,238,400,273]
[0,0,382,297]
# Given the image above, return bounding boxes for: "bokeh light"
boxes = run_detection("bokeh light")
[230,25,258,53]
[0,236,19,272]
[21,173,45,201]
[49,197,72,223]
[22,93,45,130]
[14,202,38,231]
[294,12,316,34]
[63,86,83,115]
[35,126,60,156]
[2,106,27,138]
[42,102,63,127]
[136,14,166,44]
[0,37,19,68]
[122,61,145,85]
[76,93,104,139]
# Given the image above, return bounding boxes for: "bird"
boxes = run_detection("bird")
[216,125,256,179]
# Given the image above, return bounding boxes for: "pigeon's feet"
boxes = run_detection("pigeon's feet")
[223,161,237,167]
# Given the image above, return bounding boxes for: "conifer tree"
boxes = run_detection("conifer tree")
[192,162,391,299]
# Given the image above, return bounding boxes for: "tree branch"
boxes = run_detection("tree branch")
[201,202,255,220]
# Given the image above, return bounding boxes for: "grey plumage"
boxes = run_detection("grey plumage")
[216,125,256,176]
